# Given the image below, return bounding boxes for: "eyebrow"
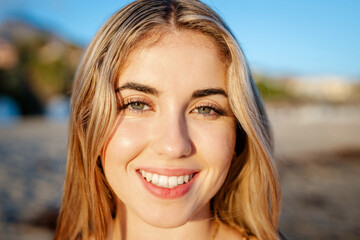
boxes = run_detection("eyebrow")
[116,82,227,98]
[116,82,160,96]
[192,88,228,99]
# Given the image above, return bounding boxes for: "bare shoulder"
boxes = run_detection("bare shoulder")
[216,222,257,240]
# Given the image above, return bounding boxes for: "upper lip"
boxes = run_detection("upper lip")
[137,167,199,176]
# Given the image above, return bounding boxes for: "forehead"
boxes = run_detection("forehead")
[143,30,220,52]
[118,30,228,90]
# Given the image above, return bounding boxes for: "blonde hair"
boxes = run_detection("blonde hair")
[55,0,281,239]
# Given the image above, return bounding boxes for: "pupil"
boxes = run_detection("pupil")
[200,107,210,114]
[131,102,144,110]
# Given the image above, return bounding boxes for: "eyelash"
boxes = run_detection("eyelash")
[119,98,226,117]
[192,103,226,116]
[119,98,153,113]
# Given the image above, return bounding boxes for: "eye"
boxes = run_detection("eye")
[119,98,152,113]
[196,106,212,115]
[129,102,149,111]
[191,104,225,117]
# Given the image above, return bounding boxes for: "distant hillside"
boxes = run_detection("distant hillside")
[0,20,83,115]
[253,73,360,105]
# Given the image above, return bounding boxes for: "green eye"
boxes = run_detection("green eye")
[130,102,146,110]
[197,107,212,114]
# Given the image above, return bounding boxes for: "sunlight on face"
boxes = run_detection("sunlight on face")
[104,30,236,228]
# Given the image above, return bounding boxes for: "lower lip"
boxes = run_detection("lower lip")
[137,171,198,199]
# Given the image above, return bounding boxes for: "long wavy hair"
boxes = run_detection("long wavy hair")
[55,0,281,239]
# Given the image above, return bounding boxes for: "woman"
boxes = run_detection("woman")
[55,0,282,239]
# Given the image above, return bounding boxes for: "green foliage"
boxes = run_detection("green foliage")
[253,74,294,102]
[0,21,83,115]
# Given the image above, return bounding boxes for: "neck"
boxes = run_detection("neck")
[111,200,216,240]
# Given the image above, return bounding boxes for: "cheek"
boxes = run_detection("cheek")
[190,119,236,202]
[105,119,150,169]
[191,119,236,169]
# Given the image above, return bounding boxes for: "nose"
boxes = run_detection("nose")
[151,113,193,159]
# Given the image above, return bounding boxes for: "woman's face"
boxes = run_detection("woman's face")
[104,30,236,228]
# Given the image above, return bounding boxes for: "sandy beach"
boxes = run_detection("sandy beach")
[270,105,360,239]
[0,105,359,240]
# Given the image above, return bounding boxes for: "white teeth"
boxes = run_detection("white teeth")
[177,176,184,185]
[152,174,159,185]
[184,175,189,183]
[168,176,178,188]
[145,172,152,182]
[159,175,168,188]
[139,170,194,189]
[140,170,146,178]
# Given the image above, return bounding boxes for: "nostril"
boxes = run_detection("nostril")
[158,136,193,158]
[151,130,193,158]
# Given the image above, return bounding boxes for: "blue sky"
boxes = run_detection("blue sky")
[1,0,359,80]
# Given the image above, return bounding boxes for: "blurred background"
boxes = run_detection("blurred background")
[0,0,359,239]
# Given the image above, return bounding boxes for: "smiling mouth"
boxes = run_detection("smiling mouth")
[139,170,195,189]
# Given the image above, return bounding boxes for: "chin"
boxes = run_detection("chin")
[139,207,193,229]
[146,218,188,229]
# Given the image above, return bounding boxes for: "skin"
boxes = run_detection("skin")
[104,30,239,240]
